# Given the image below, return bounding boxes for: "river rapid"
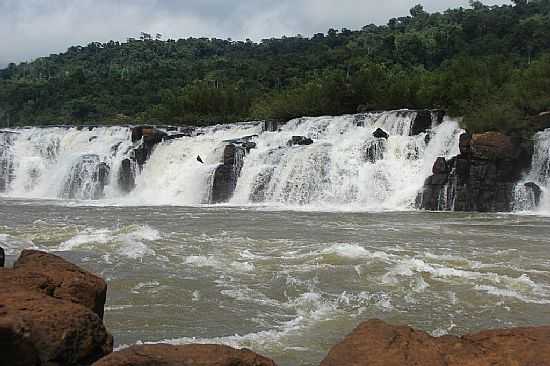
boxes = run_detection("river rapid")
[1,199,550,366]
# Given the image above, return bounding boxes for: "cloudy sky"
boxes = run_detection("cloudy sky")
[0,0,509,67]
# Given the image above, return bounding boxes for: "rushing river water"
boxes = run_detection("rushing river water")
[1,198,550,366]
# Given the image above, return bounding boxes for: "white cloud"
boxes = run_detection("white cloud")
[0,0,510,67]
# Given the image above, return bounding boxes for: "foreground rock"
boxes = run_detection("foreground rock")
[0,250,113,365]
[419,131,533,211]
[13,249,107,318]
[320,319,550,366]
[1,290,113,366]
[92,344,277,366]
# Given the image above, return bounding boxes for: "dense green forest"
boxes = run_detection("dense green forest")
[1,0,550,134]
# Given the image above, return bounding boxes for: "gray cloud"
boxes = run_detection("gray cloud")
[0,0,509,67]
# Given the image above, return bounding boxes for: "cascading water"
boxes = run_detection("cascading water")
[0,127,133,199]
[513,129,550,213]
[0,111,464,210]
[232,112,462,210]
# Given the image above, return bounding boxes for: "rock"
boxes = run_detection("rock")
[372,128,389,140]
[320,319,550,366]
[432,157,449,175]
[131,126,168,168]
[419,132,533,212]
[92,344,277,366]
[410,109,432,135]
[210,144,245,203]
[263,120,284,132]
[471,132,518,160]
[0,246,4,267]
[364,139,385,163]
[287,136,314,146]
[525,182,543,206]
[118,158,135,194]
[0,313,41,366]
[1,290,113,366]
[13,250,108,319]
[459,132,472,156]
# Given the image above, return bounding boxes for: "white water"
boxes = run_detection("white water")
[514,129,550,214]
[0,111,466,210]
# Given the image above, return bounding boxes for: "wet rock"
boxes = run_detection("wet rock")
[92,344,277,366]
[372,128,389,140]
[0,246,4,267]
[364,139,385,163]
[210,144,245,203]
[287,136,314,146]
[131,126,168,169]
[263,119,284,132]
[432,157,449,175]
[13,249,108,319]
[459,132,472,156]
[419,132,533,212]
[62,154,110,200]
[118,158,135,194]
[1,290,113,366]
[410,109,432,136]
[320,319,550,366]
[525,182,543,206]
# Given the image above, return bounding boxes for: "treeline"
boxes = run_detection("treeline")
[1,0,550,135]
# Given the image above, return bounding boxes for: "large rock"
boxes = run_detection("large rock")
[131,126,168,169]
[1,290,113,366]
[419,132,534,212]
[372,128,389,140]
[12,250,107,319]
[210,144,245,203]
[320,319,550,366]
[92,344,277,366]
[287,136,314,146]
[118,158,136,194]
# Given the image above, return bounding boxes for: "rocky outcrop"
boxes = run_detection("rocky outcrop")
[10,249,108,318]
[210,144,246,203]
[118,158,136,194]
[287,136,314,146]
[263,120,285,132]
[0,250,112,366]
[419,132,534,212]
[131,126,168,169]
[1,290,113,366]
[320,319,550,366]
[372,128,389,140]
[92,344,277,366]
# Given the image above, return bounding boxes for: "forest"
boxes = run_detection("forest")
[1,0,550,135]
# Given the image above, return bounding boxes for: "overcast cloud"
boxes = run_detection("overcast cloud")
[0,0,509,67]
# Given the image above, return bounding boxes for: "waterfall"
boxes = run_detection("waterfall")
[0,111,465,210]
[514,129,550,213]
[232,112,462,210]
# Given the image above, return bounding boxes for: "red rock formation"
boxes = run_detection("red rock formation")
[320,319,550,366]
[13,249,107,318]
[1,290,113,366]
[92,344,277,366]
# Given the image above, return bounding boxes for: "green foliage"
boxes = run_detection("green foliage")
[1,0,550,135]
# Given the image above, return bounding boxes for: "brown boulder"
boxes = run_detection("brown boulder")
[13,249,107,318]
[1,290,113,366]
[471,132,517,160]
[320,319,550,366]
[92,344,277,366]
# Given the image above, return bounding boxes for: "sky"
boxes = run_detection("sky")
[0,0,510,68]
